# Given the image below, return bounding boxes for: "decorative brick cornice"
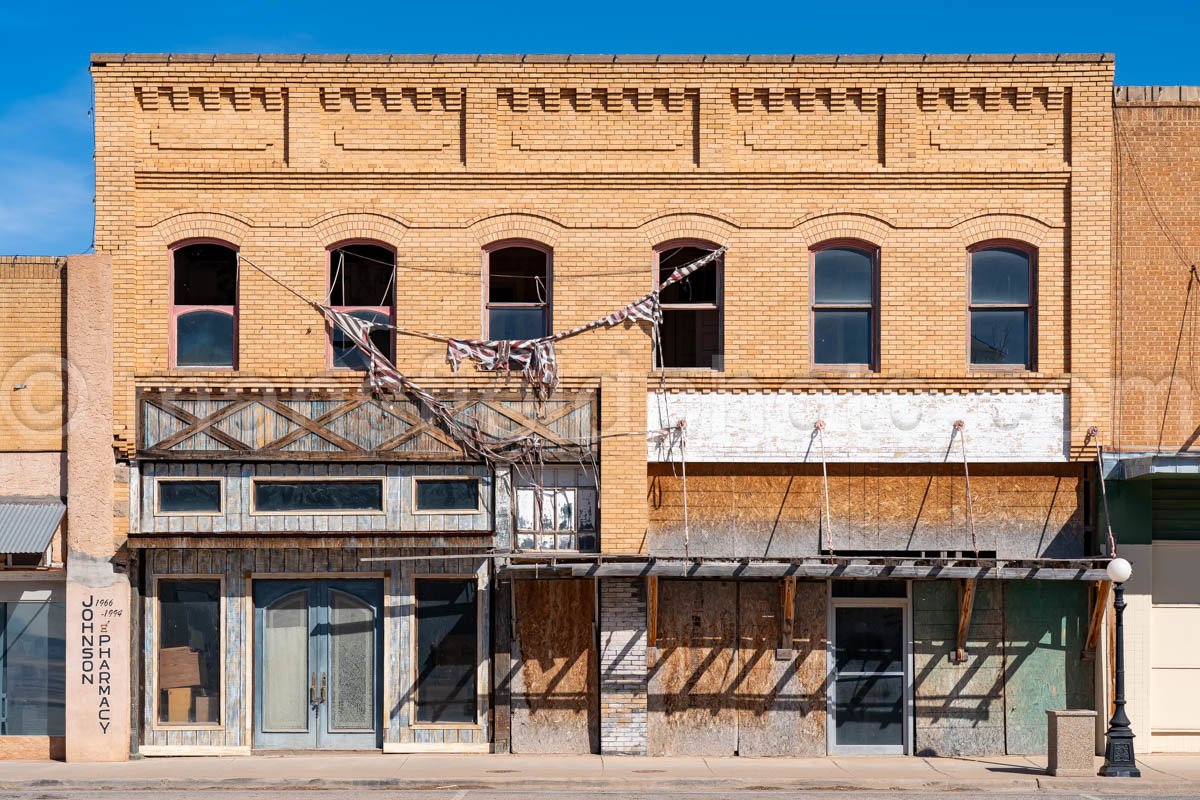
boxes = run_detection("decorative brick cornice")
[135,85,284,111]
[499,87,692,112]
[731,87,880,113]
[318,86,463,112]
[917,86,1067,112]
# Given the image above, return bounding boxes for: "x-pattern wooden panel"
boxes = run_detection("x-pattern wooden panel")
[138,390,597,462]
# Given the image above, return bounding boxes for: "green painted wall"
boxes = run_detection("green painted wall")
[1104,479,1152,546]
[1002,581,1093,755]
[1106,476,1200,544]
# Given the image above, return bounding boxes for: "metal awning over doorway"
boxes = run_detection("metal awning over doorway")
[0,496,64,553]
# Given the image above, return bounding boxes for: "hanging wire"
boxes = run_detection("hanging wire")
[814,420,835,555]
[327,250,345,305]
[1087,426,1119,558]
[952,420,980,558]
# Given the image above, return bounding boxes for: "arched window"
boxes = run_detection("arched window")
[171,242,238,368]
[328,243,396,369]
[656,241,723,370]
[811,242,878,369]
[969,243,1035,368]
[486,243,550,340]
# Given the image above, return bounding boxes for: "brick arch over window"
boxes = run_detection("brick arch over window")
[467,211,564,249]
[151,210,252,248]
[951,212,1055,249]
[791,210,895,249]
[637,211,737,248]
[309,210,410,249]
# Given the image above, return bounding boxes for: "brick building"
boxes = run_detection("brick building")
[65,52,1121,759]
[1107,85,1200,754]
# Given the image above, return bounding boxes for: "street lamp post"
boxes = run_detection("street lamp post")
[1100,556,1141,778]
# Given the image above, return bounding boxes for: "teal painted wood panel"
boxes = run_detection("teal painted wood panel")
[1003,581,1093,755]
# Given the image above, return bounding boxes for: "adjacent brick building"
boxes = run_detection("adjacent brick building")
[1107,85,1200,754]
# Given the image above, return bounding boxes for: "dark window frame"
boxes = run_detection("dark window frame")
[154,478,225,516]
[967,240,1037,371]
[483,240,553,341]
[809,239,880,372]
[169,239,239,370]
[413,476,484,514]
[412,576,481,727]
[327,240,397,369]
[154,577,223,729]
[653,239,725,371]
[249,478,386,515]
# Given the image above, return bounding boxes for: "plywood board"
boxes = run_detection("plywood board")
[510,579,598,754]
[648,580,737,756]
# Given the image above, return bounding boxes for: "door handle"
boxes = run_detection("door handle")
[310,671,317,705]
[320,672,327,705]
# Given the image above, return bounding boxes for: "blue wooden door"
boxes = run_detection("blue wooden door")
[253,580,382,750]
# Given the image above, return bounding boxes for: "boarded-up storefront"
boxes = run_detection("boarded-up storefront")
[511,579,598,753]
[647,579,826,756]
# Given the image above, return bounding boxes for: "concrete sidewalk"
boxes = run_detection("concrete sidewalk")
[2,753,1200,793]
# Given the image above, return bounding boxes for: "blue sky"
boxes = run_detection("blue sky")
[2,0,1198,255]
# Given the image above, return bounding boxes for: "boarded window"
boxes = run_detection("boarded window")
[0,601,64,735]
[657,245,723,369]
[812,245,877,368]
[172,242,238,368]
[253,480,384,514]
[329,244,396,368]
[415,478,480,512]
[969,245,1034,368]
[415,579,478,724]
[157,580,221,725]
[157,480,222,514]
[487,246,550,340]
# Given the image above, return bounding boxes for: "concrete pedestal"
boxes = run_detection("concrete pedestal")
[1047,709,1098,777]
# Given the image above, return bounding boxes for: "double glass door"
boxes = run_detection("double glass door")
[829,590,909,754]
[253,580,382,750]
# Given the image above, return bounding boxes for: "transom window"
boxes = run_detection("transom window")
[969,244,1035,368]
[156,479,223,515]
[656,243,723,370]
[172,242,238,368]
[329,244,396,369]
[514,466,597,552]
[812,243,878,368]
[486,245,550,340]
[252,479,385,514]
[414,477,482,513]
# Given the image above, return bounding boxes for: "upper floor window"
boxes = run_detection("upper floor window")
[486,244,550,340]
[172,242,237,368]
[811,243,878,369]
[969,244,1035,369]
[329,244,395,369]
[656,242,723,370]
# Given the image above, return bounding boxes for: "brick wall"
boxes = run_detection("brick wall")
[1113,87,1200,453]
[598,577,648,755]
[0,257,65,452]
[90,55,1115,552]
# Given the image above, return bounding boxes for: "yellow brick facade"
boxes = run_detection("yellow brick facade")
[91,55,1114,553]
[0,257,65,452]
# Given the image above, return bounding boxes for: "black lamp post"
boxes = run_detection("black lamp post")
[1100,556,1140,778]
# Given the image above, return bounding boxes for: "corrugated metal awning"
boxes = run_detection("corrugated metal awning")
[0,497,65,553]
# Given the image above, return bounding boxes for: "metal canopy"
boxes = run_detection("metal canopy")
[0,497,65,553]
[495,555,1110,581]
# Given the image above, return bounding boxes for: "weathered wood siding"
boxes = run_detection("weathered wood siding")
[137,462,492,534]
[140,547,491,751]
[510,579,598,753]
[1002,580,1093,755]
[646,579,826,756]
[913,581,1006,756]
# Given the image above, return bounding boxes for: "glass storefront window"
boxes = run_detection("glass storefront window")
[1,601,65,736]
[157,581,221,725]
[414,579,477,725]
